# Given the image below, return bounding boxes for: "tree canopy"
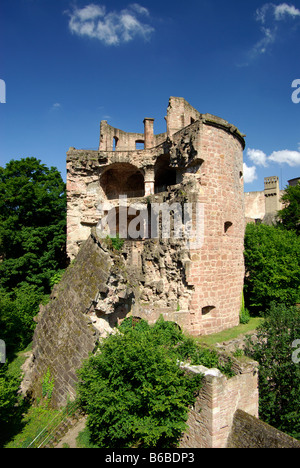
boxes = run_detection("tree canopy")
[245,303,300,440]
[277,182,300,234]
[0,157,67,293]
[244,223,300,314]
[77,317,233,448]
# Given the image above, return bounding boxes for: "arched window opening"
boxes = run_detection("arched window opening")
[135,140,144,150]
[224,221,233,235]
[113,136,119,151]
[202,306,216,315]
[100,163,145,200]
[154,155,177,194]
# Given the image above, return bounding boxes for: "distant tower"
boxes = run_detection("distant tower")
[264,176,280,214]
[288,177,300,187]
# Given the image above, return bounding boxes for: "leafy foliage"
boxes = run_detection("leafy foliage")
[105,233,125,251]
[244,303,300,440]
[0,368,21,425]
[0,284,46,353]
[0,157,67,293]
[49,269,65,289]
[0,158,67,355]
[0,352,31,447]
[77,317,230,448]
[277,182,300,235]
[244,223,300,314]
[240,292,250,324]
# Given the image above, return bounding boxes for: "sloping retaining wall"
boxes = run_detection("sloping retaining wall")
[179,357,259,448]
[227,409,300,448]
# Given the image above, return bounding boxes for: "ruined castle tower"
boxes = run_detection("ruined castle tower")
[24,97,246,407]
[66,97,246,336]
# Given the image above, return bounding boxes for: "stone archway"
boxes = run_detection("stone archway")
[100,163,145,200]
[154,155,177,193]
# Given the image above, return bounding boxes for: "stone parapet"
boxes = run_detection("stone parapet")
[180,356,259,448]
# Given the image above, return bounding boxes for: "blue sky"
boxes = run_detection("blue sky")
[1,0,300,192]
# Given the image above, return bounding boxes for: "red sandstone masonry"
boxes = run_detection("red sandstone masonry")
[180,357,259,449]
[66,97,245,336]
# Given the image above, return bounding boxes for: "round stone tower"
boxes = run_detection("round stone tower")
[66,97,246,335]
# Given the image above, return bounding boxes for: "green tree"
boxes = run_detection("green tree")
[77,317,233,448]
[77,319,205,448]
[0,158,67,293]
[277,182,300,234]
[0,284,46,353]
[245,303,300,440]
[244,223,300,314]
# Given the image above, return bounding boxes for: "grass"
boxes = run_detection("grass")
[196,317,263,347]
[2,344,61,449]
[4,404,61,448]
[76,426,99,448]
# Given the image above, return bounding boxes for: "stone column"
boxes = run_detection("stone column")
[144,167,155,196]
[143,118,154,149]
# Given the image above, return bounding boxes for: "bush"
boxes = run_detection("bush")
[0,284,46,354]
[0,158,67,293]
[105,234,124,251]
[244,223,300,314]
[240,293,250,324]
[244,303,300,440]
[277,182,300,235]
[77,317,230,448]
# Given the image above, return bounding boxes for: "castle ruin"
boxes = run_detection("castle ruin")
[66,96,246,336]
[21,98,300,448]
[24,97,247,408]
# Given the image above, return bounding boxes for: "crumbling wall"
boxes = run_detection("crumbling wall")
[23,233,113,407]
[23,224,197,407]
[227,409,300,448]
[66,97,246,336]
[180,356,259,448]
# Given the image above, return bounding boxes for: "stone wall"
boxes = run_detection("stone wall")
[244,191,265,221]
[23,227,198,407]
[24,218,246,407]
[180,356,259,448]
[227,409,300,448]
[66,97,246,337]
[244,176,284,224]
[23,234,111,407]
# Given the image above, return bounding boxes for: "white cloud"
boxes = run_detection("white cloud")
[50,102,62,111]
[247,148,268,167]
[268,149,300,166]
[67,3,154,46]
[243,163,257,183]
[274,3,300,20]
[75,4,106,21]
[250,3,300,58]
[252,26,276,55]
[245,145,300,175]
[129,3,150,16]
